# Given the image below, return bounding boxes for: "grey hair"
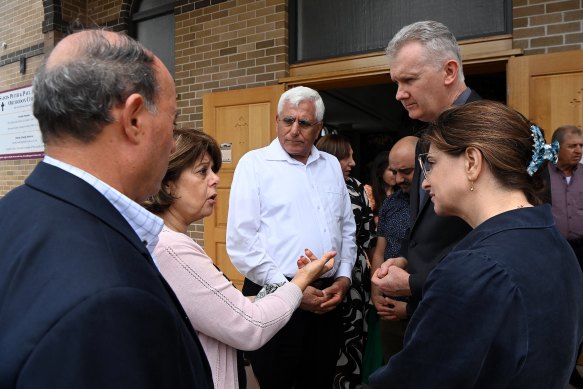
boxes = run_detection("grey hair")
[552,125,582,145]
[33,29,158,143]
[386,20,464,81]
[277,86,325,122]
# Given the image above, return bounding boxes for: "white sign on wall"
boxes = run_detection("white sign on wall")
[0,86,44,160]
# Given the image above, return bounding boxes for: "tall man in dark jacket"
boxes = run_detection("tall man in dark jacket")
[0,30,213,388]
[372,21,480,315]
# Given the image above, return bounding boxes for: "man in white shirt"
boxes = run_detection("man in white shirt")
[227,86,356,388]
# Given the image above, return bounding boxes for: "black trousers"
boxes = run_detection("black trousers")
[242,278,342,389]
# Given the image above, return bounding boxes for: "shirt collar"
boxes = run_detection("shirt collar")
[552,162,579,175]
[453,88,472,106]
[266,138,322,165]
[43,155,163,256]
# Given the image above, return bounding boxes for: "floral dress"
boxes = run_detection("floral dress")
[334,176,376,388]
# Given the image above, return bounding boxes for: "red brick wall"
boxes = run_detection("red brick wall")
[175,0,287,130]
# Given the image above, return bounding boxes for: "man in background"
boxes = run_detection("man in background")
[370,136,417,363]
[549,125,583,388]
[0,30,213,388]
[227,86,356,388]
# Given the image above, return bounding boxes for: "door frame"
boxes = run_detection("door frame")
[280,35,521,89]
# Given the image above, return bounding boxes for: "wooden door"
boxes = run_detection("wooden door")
[508,49,583,140]
[509,49,583,365]
[202,84,285,290]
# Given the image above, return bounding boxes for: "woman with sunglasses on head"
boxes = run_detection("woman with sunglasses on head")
[370,100,583,388]
[143,128,336,389]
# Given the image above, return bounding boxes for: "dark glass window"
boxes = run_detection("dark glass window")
[131,0,175,76]
[290,0,512,63]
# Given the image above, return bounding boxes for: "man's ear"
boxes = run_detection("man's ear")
[120,93,146,144]
[465,146,483,180]
[443,59,459,86]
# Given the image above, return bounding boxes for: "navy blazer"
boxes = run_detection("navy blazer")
[371,205,583,388]
[403,90,481,314]
[0,162,213,388]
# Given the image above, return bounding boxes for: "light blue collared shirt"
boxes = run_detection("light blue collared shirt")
[43,156,164,260]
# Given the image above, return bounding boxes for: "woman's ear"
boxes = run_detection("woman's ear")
[465,146,483,180]
[165,181,175,196]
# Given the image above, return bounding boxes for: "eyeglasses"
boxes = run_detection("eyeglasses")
[418,152,432,180]
[279,116,321,130]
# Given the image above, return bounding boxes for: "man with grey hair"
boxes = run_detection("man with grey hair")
[549,125,583,388]
[385,20,479,123]
[227,86,356,388]
[0,30,213,388]
[373,20,481,320]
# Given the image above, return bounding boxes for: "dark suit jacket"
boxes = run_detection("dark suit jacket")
[0,162,213,388]
[403,90,481,315]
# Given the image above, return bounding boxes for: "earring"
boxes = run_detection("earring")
[469,180,475,192]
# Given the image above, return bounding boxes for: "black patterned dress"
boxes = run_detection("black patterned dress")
[334,176,376,388]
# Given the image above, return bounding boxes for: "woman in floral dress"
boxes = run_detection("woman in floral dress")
[316,134,376,389]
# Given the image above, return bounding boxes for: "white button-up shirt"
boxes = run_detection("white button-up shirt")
[226,139,357,285]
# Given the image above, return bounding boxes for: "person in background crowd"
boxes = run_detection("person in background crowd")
[375,20,481,317]
[0,30,213,388]
[364,150,397,225]
[362,151,396,384]
[316,134,375,388]
[144,128,336,389]
[548,124,583,388]
[226,86,357,389]
[371,100,583,388]
[370,136,417,364]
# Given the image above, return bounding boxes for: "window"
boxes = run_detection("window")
[290,0,512,63]
[131,0,175,76]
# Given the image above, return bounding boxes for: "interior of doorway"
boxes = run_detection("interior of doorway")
[315,70,507,184]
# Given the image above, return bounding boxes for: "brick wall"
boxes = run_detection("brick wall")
[513,0,583,54]
[0,0,45,196]
[175,0,287,130]
[87,0,126,30]
[0,1,44,57]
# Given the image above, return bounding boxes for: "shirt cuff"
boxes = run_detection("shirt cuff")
[334,261,353,281]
